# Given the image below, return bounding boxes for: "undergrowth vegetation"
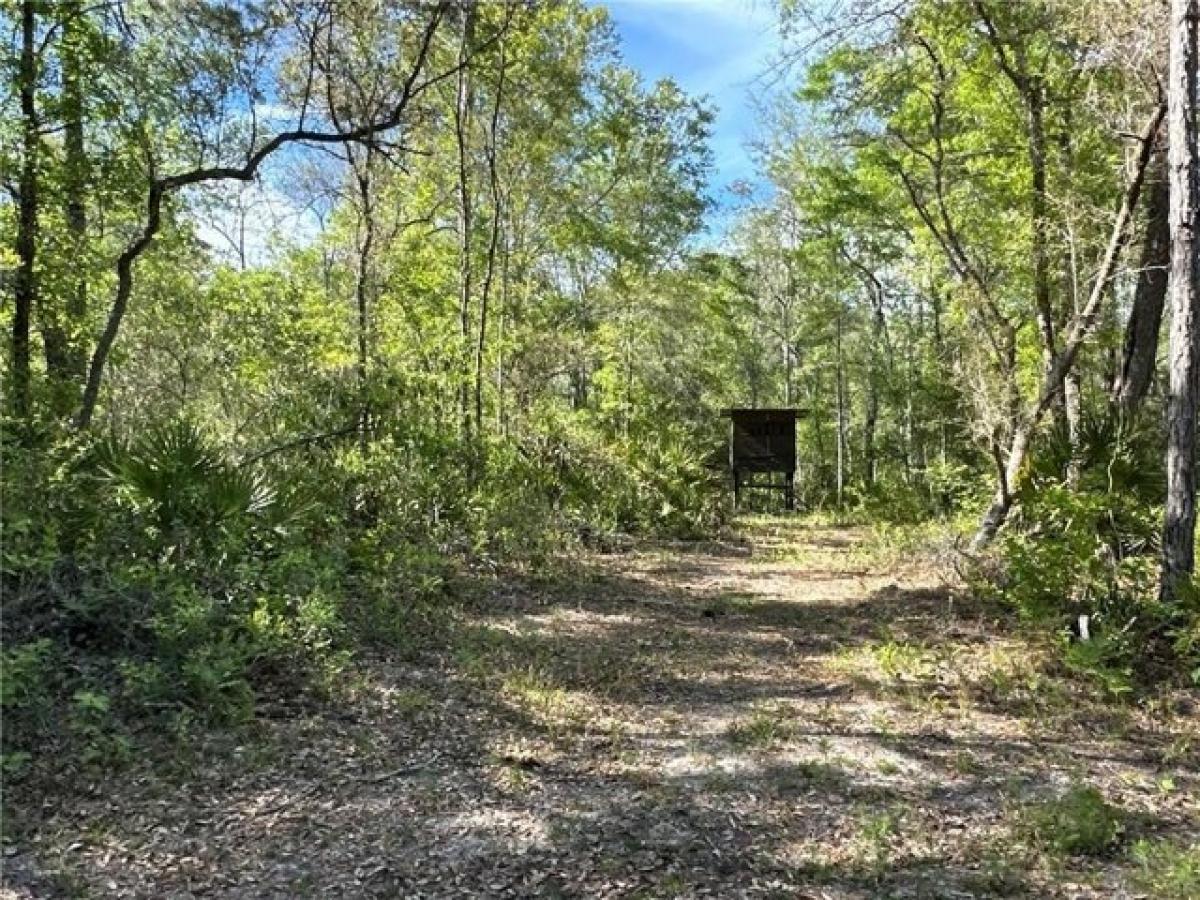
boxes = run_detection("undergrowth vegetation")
[1132,838,1200,899]
[992,416,1200,695]
[0,414,725,774]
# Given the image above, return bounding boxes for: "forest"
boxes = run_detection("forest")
[2,0,1199,896]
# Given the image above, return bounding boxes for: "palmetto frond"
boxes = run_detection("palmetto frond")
[98,421,275,534]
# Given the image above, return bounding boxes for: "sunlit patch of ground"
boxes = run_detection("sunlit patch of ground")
[5,517,1198,898]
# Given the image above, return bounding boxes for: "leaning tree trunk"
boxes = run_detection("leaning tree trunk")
[1161,0,1200,602]
[72,4,450,430]
[1113,151,1170,415]
[972,101,1167,549]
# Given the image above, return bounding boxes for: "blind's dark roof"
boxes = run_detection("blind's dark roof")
[720,408,808,418]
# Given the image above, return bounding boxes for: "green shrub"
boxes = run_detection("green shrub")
[994,413,1200,690]
[0,639,58,768]
[69,688,133,769]
[179,642,256,724]
[1,403,730,759]
[1061,633,1133,697]
[926,459,985,514]
[1164,579,1200,687]
[726,703,796,747]
[1002,484,1157,625]
[96,419,292,562]
[0,639,54,712]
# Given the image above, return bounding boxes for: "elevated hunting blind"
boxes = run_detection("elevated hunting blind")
[722,408,802,510]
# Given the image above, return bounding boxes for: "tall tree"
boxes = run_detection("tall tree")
[56,0,91,399]
[454,1,476,440]
[475,40,507,446]
[971,102,1165,547]
[1161,0,1200,601]
[11,0,38,418]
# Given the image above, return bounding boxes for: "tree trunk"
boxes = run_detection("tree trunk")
[1063,368,1082,484]
[1026,65,1080,470]
[39,1,89,410]
[495,225,511,436]
[783,274,795,407]
[351,146,376,453]
[975,2,1086,474]
[864,283,886,491]
[863,373,878,491]
[808,370,825,484]
[783,344,794,406]
[1027,81,1059,392]
[61,0,90,390]
[36,2,85,404]
[975,3,1059,385]
[835,313,846,508]
[1161,0,1200,602]
[455,4,475,440]
[1113,150,1170,414]
[475,42,505,447]
[11,0,39,419]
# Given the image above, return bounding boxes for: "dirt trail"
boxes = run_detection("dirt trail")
[6,520,1198,898]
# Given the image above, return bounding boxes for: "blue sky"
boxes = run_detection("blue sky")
[601,0,783,232]
[202,3,784,262]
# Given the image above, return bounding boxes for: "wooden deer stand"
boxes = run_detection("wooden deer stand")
[722,408,802,511]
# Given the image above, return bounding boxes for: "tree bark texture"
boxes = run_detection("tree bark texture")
[1114,151,1170,414]
[1161,0,1200,601]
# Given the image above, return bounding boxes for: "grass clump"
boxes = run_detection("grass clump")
[872,639,934,682]
[853,806,900,873]
[1022,783,1123,857]
[501,666,582,722]
[962,851,1027,897]
[726,702,795,748]
[703,591,758,616]
[1132,838,1200,899]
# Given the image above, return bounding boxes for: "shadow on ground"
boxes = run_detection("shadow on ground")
[5,521,1198,899]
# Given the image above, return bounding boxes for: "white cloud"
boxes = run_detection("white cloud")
[192,175,324,269]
